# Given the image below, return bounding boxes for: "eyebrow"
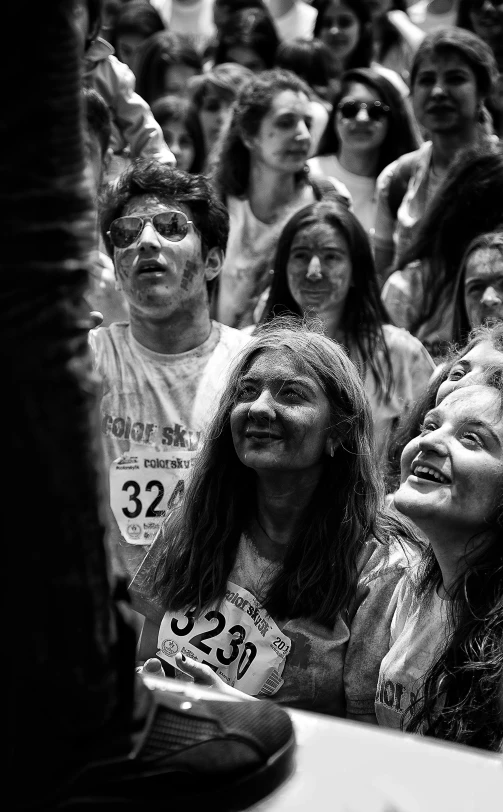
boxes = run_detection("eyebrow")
[241,375,318,393]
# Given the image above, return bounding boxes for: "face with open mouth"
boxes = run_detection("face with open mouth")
[113,194,218,320]
[394,385,503,539]
[230,350,333,473]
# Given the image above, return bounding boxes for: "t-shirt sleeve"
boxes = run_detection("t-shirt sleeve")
[343,538,419,716]
[374,161,399,257]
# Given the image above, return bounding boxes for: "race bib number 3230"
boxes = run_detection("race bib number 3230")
[157,582,291,697]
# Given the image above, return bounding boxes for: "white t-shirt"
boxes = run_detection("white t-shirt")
[150,0,216,48]
[407,0,457,34]
[266,0,318,40]
[308,155,377,233]
[90,320,249,575]
[375,571,451,730]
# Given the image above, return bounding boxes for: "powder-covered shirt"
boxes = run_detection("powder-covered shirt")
[382,261,455,359]
[131,532,420,716]
[362,324,435,459]
[308,154,378,234]
[375,571,450,730]
[90,321,250,576]
[374,142,442,274]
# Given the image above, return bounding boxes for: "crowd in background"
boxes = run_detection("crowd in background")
[78,0,503,757]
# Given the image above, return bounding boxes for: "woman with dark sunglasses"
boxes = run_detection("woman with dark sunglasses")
[308,67,420,233]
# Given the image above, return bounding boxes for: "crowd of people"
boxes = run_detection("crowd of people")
[80,0,503,758]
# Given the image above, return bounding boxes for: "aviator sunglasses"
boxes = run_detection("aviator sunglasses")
[337,99,391,122]
[107,211,193,249]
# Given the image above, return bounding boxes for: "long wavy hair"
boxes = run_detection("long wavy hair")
[400,379,503,749]
[149,320,414,627]
[313,0,373,70]
[452,232,503,347]
[395,145,503,336]
[260,202,395,401]
[210,69,313,200]
[316,67,420,176]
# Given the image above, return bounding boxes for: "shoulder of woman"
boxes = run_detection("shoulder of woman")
[381,324,436,371]
[387,10,425,49]
[356,534,420,587]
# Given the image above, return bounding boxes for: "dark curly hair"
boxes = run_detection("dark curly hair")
[135,31,203,106]
[213,7,280,70]
[100,160,229,285]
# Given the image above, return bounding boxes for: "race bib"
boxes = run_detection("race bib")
[157,582,292,697]
[110,448,196,545]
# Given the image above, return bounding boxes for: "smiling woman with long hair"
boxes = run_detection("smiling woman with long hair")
[131,320,420,717]
[376,377,503,751]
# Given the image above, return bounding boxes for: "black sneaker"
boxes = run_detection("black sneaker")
[56,676,296,810]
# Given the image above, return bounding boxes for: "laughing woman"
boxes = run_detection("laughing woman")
[132,321,420,717]
[377,379,503,750]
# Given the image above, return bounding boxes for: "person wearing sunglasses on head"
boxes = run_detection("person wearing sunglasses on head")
[92,160,251,578]
[308,67,420,233]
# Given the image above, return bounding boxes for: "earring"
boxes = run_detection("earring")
[330,445,334,458]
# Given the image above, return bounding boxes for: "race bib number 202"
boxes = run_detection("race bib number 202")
[110,449,195,545]
[157,582,292,697]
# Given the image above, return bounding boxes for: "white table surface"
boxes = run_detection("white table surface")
[144,675,503,812]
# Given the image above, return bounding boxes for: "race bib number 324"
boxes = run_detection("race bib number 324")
[157,582,292,697]
[110,450,195,545]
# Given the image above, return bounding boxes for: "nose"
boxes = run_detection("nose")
[481,285,502,307]
[329,25,340,36]
[137,220,161,251]
[306,255,323,280]
[355,106,370,122]
[417,428,448,457]
[295,118,311,143]
[247,389,276,422]
[431,82,447,97]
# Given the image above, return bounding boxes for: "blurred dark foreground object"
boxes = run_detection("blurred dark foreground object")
[2,2,294,808]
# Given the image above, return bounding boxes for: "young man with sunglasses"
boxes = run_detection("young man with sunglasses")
[94,159,250,577]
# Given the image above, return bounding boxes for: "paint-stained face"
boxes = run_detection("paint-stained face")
[286,222,353,316]
[230,350,333,473]
[112,194,218,320]
[248,89,312,173]
[464,247,503,330]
